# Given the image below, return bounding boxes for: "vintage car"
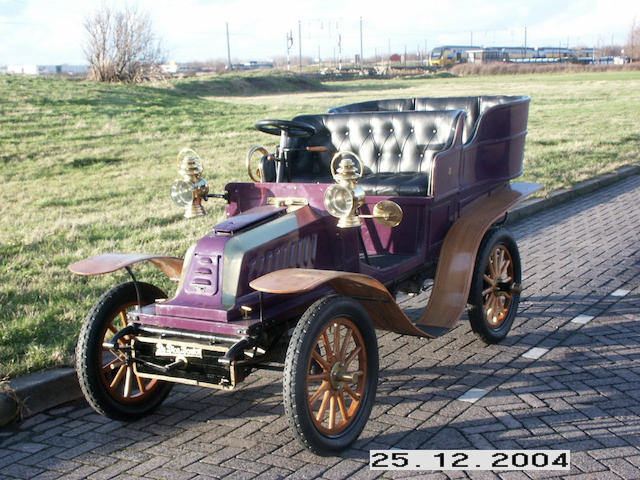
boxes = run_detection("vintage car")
[69,95,540,454]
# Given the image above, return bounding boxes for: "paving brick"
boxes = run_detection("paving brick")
[6,175,640,479]
[2,463,44,479]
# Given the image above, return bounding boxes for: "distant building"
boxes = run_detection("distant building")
[161,61,179,74]
[4,64,88,75]
[7,64,38,75]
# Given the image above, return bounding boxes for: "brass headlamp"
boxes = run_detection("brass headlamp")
[324,151,403,229]
[171,148,209,218]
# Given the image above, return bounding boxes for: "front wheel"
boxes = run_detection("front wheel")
[284,295,378,455]
[76,281,173,420]
[468,228,522,344]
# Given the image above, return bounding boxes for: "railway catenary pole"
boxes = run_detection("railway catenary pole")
[360,16,364,72]
[225,22,231,71]
[298,20,302,72]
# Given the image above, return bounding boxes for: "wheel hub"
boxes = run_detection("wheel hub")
[330,361,358,390]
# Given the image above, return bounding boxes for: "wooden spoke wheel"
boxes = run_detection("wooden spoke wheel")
[482,244,514,328]
[468,228,522,344]
[76,282,173,420]
[284,296,378,454]
[306,317,366,435]
[99,303,160,404]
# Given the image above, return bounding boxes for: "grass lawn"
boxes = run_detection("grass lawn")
[1,70,639,379]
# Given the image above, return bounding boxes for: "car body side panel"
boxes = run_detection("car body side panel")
[251,182,541,335]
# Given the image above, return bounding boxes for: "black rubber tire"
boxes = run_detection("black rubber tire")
[468,228,522,344]
[76,281,173,420]
[283,295,378,455]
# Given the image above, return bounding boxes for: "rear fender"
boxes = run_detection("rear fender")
[68,253,183,281]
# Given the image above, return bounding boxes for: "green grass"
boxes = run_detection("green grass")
[1,71,639,379]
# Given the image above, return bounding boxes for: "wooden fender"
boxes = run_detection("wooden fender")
[68,253,183,281]
[251,182,541,338]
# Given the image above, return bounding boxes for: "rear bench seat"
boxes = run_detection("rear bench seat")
[282,109,465,196]
[329,95,519,144]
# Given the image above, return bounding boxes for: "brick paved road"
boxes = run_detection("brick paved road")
[2,175,639,480]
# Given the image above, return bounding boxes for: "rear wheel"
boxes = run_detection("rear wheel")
[468,228,521,344]
[284,295,378,454]
[76,282,173,420]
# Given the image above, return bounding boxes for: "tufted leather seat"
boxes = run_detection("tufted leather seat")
[328,95,523,144]
[329,98,415,113]
[282,110,465,196]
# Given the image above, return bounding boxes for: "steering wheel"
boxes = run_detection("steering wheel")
[254,119,316,138]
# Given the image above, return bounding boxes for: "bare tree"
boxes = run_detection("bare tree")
[84,3,165,83]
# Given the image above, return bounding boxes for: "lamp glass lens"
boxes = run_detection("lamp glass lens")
[171,180,194,207]
[324,184,353,218]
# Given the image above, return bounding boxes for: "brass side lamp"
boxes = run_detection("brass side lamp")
[324,151,366,228]
[324,151,403,229]
[171,148,210,218]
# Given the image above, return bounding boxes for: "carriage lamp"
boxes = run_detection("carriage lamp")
[324,151,403,229]
[324,151,366,228]
[171,148,210,218]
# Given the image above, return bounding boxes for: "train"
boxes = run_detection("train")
[428,45,587,67]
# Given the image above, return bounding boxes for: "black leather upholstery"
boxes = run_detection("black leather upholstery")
[414,97,479,143]
[329,95,522,144]
[328,98,415,113]
[283,110,465,196]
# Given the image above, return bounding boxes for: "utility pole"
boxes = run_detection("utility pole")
[470,30,473,46]
[225,22,231,70]
[338,34,342,70]
[524,26,527,58]
[286,30,293,71]
[359,16,364,71]
[298,20,302,72]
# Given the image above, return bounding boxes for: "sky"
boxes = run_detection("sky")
[1,0,639,65]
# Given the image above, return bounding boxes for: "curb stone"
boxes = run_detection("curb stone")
[1,368,80,424]
[2,163,639,423]
[507,163,640,223]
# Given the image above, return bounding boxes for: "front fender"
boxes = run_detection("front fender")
[250,268,434,337]
[68,253,183,281]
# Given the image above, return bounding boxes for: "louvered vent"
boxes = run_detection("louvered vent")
[186,254,219,295]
